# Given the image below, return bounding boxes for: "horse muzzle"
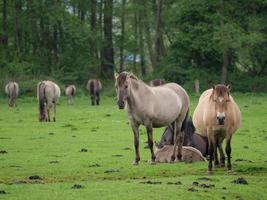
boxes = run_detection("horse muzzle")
[117,101,125,109]
[217,116,225,125]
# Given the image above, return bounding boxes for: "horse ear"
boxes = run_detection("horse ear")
[212,85,216,90]
[114,71,119,80]
[227,84,231,92]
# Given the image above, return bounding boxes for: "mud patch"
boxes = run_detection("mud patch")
[80,148,88,152]
[71,184,84,189]
[233,177,248,185]
[198,177,211,181]
[0,190,6,194]
[167,181,182,185]
[104,169,120,173]
[188,187,198,192]
[29,175,43,180]
[112,154,123,157]
[88,163,101,167]
[49,160,59,164]
[0,150,8,154]
[140,181,162,184]
[199,183,215,188]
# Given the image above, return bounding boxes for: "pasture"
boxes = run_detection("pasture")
[0,93,267,200]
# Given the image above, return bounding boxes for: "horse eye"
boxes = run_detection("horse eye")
[125,85,128,89]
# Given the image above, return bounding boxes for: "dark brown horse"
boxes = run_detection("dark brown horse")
[156,117,208,157]
[149,79,165,87]
[86,79,102,105]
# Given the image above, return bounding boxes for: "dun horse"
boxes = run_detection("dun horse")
[149,79,165,87]
[193,84,241,174]
[65,84,76,105]
[114,71,189,164]
[156,117,208,157]
[5,82,19,107]
[37,80,61,122]
[86,79,102,105]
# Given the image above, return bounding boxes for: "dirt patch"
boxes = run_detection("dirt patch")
[29,175,43,180]
[192,181,199,186]
[140,181,162,184]
[0,150,8,154]
[71,184,84,189]
[199,183,215,188]
[0,190,6,194]
[188,187,198,192]
[167,181,182,185]
[80,148,88,152]
[104,169,120,173]
[233,177,248,185]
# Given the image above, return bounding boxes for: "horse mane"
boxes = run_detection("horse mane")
[117,72,138,87]
[210,84,230,101]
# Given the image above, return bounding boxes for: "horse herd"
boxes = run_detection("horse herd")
[4,71,241,175]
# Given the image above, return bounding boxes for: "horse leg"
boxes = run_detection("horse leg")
[146,125,156,164]
[171,121,177,162]
[225,134,232,172]
[131,122,140,165]
[96,92,100,105]
[218,138,225,167]
[207,129,215,175]
[214,137,219,167]
[91,95,95,105]
[47,108,50,122]
[53,104,56,122]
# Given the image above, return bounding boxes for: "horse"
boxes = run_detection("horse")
[114,71,189,165]
[37,80,61,122]
[156,117,208,157]
[149,79,165,87]
[155,145,207,163]
[86,79,102,105]
[192,84,241,175]
[5,82,19,107]
[65,84,76,105]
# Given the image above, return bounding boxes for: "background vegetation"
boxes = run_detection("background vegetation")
[0,0,266,94]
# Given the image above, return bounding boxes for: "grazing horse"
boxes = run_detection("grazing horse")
[5,82,19,107]
[193,84,241,175]
[86,79,102,105]
[114,71,189,164]
[65,84,76,105]
[149,79,165,87]
[156,117,208,157]
[37,80,61,122]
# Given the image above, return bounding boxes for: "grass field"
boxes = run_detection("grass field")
[0,93,267,200]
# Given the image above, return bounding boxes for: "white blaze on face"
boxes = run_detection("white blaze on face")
[217,112,225,119]
[218,96,224,103]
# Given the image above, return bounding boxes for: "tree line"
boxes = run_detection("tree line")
[0,0,266,92]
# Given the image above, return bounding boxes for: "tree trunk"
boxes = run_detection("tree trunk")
[132,3,138,72]
[154,0,166,65]
[119,0,126,72]
[138,2,146,76]
[143,1,156,69]
[13,0,23,54]
[1,0,8,48]
[102,0,114,78]
[221,50,229,84]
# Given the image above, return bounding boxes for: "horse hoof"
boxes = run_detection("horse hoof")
[148,160,156,165]
[207,170,213,176]
[132,161,139,165]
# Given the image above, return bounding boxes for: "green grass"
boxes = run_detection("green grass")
[0,93,267,200]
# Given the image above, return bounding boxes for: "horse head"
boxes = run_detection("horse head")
[211,84,231,125]
[114,71,138,109]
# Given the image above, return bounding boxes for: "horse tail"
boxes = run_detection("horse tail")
[38,82,46,117]
[181,109,189,132]
[90,80,95,95]
[71,86,75,96]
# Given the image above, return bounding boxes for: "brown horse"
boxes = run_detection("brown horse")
[65,84,76,105]
[5,82,19,107]
[86,79,102,105]
[193,84,241,175]
[149,79,165,87]
[114,71,189,165]
[37,80,61,122]
[156,117,208,157]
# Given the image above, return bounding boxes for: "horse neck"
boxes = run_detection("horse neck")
[127,79,150,111]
